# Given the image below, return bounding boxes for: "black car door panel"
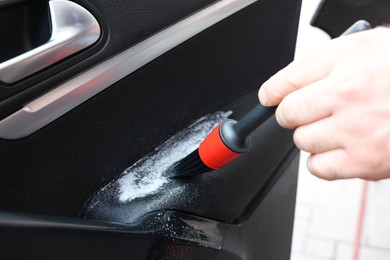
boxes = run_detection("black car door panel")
[0,0,302,259]
[0,0,219,115]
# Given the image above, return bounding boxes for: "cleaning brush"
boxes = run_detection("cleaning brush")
[166,104,276,178]
[166,20,371,178]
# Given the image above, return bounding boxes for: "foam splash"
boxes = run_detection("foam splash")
[117,111,232,203]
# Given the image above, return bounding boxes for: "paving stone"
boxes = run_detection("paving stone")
[292,218,310,253]
[291,254,330,260]
[335,242,353,260]
[304,237,335,259]
[295,204,312,220]
[363,181,390,250]
[360,246,390,260]
[307,182,361,243]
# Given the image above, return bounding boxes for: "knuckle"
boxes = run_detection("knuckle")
[350,146,381,170]
[358,153,382,170]
[330,71,370,103]
[347,147,388,179]
[285,66,301,90]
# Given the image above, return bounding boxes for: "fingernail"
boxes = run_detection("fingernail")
[258,86,268,106]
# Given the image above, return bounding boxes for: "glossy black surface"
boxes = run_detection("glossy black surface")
[80,94,297,223]
[0,0,218,116]
[0,154,299,259]
[0,0,301,259]
[0,0,50,64]
[312,0,390,38]
[0,0,301,220]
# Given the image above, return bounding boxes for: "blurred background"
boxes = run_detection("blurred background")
[291,1,390,259]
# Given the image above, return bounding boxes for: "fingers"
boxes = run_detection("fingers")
[307,149,357,180]
[307,143,390,181]
[259,46,334,106]
[307,149,385,181]
[293,117,342,154]
[275,80,336,128]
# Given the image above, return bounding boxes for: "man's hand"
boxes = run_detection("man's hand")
[258,27,390,180]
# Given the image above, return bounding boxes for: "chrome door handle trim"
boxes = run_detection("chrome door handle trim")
[0,0,101,84]
[0,0,257,139]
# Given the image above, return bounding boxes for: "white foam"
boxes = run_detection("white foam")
[118,111,232,203]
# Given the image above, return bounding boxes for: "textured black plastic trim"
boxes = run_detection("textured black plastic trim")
[0,153,299,259]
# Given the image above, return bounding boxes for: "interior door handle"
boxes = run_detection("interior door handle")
[0,0,101,84]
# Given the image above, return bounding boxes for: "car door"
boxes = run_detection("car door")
[0,0,301,259]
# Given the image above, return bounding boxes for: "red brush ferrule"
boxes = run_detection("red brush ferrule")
[198,123,242,170]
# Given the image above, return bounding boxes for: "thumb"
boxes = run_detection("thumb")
[259,42,335,106]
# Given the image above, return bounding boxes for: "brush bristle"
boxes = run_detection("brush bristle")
[166,149,212,178]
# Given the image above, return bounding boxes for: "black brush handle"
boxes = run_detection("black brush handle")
[232,104,276,139]
[232,20,371,141]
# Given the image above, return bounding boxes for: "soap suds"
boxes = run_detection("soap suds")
[117,111,232,203]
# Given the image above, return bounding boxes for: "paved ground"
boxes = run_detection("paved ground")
[291,1,390,259]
